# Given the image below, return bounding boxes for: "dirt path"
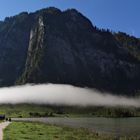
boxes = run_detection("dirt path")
[0,122,11,140]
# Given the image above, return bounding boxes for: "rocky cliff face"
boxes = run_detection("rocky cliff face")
[0,7,140,95]
[0,12,32,86]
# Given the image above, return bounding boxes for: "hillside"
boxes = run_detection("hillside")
[0,7,140,95]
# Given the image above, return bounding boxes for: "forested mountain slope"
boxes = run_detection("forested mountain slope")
[0,7,140,95]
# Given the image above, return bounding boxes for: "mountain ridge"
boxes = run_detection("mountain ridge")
[0,7,140,96]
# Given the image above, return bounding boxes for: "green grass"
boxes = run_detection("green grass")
[0,104,140,118]
[3,122,116,140]
[3,122,139,140]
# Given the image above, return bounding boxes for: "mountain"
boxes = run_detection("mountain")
[0,7,140,95]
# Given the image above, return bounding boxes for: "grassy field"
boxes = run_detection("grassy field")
[3,122,139,140]
[3,122,109,140]
[0,104,140,118]
[0,104,54,118]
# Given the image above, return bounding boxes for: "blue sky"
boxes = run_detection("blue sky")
[0,0,139,37]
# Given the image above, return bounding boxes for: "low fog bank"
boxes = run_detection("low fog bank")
[0,84,139,107]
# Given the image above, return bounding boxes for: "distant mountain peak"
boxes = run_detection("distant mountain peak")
[0,7,140,96]
[36,7,62,15]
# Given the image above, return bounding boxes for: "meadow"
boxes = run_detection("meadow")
[3,122,139,140]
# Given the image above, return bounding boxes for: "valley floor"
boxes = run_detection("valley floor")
[1,104,140,139]
[0,104,140,118]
